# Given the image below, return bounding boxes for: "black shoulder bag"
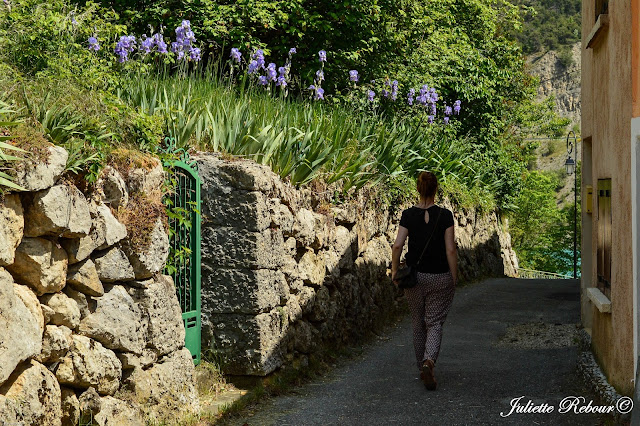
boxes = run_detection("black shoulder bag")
[394,208,442,289]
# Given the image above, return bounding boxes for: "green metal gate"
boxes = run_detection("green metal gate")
[163,142,202,365]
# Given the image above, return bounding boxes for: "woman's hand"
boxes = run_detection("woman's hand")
[391,226,408,287]
[392,271,401,287]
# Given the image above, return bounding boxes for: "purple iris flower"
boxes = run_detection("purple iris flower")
[88,36,100,51]
[453,100,461,115]
[277,76,287,88]
[407,88,415,106]
[444,105,453,116]
[315,70,324,82]
[381,89,389,98]
[140,35,154,54]
[391,80,399,101]
[315,87,325,100]
[248,61,259,74]
[252,49,266,68]
[428,115,434,124]
[115,35,136,63]
[429,88,438,103]
[258,75,269,86]
[444,117,450,125]
[289,47,297,55]
[267,63,277,81]
[230,48,242,63]
[430,103,437,116]
[189,47,201,62]
[154,34,167,54]
[367,90,375,102]
[349,70,359,83]
[308,85,316,91]
[278,67,287,76]
[318,50,327,62]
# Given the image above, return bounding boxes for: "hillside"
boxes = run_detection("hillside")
[526,42,581,206]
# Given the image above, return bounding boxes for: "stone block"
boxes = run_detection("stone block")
[23,184,92,238]
[61,234,97,265]
[298,250,326,286]
[0,268,42,386]
[202,188,271,231]
[40,292,81,329]
[78,284,144,354]
[13,283,44,335]
[0,360,62,426]
[201,226,284,269]
[0,194,23,266]
[67,259,104,296]
[93,203,127,250]
[98,166,128,209]
[61,387,80,426]
[203,311,284,375]
[35,325,73,364]
[92,396,144,426]
[128,275,184,357]
[201,267,284,314]
[121,217,168,279]
[93,246,135,282]
[125,160,164,195]
[55,335,122,396]
[123,348,199,422]
[13,145,68,192]
[6,237,68,295]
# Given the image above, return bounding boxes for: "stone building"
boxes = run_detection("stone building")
[580,0,640,396]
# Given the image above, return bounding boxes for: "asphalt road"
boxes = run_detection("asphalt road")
[230,278,610,426]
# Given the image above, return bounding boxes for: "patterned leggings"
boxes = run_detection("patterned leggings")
[404,271,455,370]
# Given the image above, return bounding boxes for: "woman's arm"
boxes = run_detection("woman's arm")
[444,225,457,285]
[391,225,409,285]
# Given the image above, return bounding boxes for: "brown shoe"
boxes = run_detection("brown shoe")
[420,359,437,390]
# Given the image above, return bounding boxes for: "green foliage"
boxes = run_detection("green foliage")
[0,100,27,192]
[510,168,581,274]
[0,0,128,88]
[510,170,561,269]
[510,0,581,54]
[82,0,561,208]
[0,0,572,213]
[118,71,481,193]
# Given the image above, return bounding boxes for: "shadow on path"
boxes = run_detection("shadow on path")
[229,278,608,425]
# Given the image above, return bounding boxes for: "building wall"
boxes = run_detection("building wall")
[582,0,635,396]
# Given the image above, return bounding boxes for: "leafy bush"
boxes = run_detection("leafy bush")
[510,0,581,54]
[0,100,27,192]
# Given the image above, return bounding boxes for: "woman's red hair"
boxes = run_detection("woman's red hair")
[417,171,438,199]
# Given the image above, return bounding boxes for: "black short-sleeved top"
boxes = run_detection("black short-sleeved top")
[399,205,455,273]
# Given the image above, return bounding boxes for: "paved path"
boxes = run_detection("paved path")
[230,278,607,425]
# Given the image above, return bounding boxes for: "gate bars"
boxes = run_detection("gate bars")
[161,138,201,365]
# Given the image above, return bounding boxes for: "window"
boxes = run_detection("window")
[597,179,612,298]
[595,0,609,22]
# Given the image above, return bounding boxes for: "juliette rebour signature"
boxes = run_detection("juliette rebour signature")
[500,396,634,417]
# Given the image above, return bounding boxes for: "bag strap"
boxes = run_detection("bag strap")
[414,207,442,266]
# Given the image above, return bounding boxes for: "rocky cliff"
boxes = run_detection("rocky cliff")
[527,42,581,127]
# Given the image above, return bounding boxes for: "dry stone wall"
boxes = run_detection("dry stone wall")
[0,145,198,425]
[197,153,518,377]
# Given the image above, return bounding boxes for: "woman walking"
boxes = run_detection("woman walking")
[391,171,457,391]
